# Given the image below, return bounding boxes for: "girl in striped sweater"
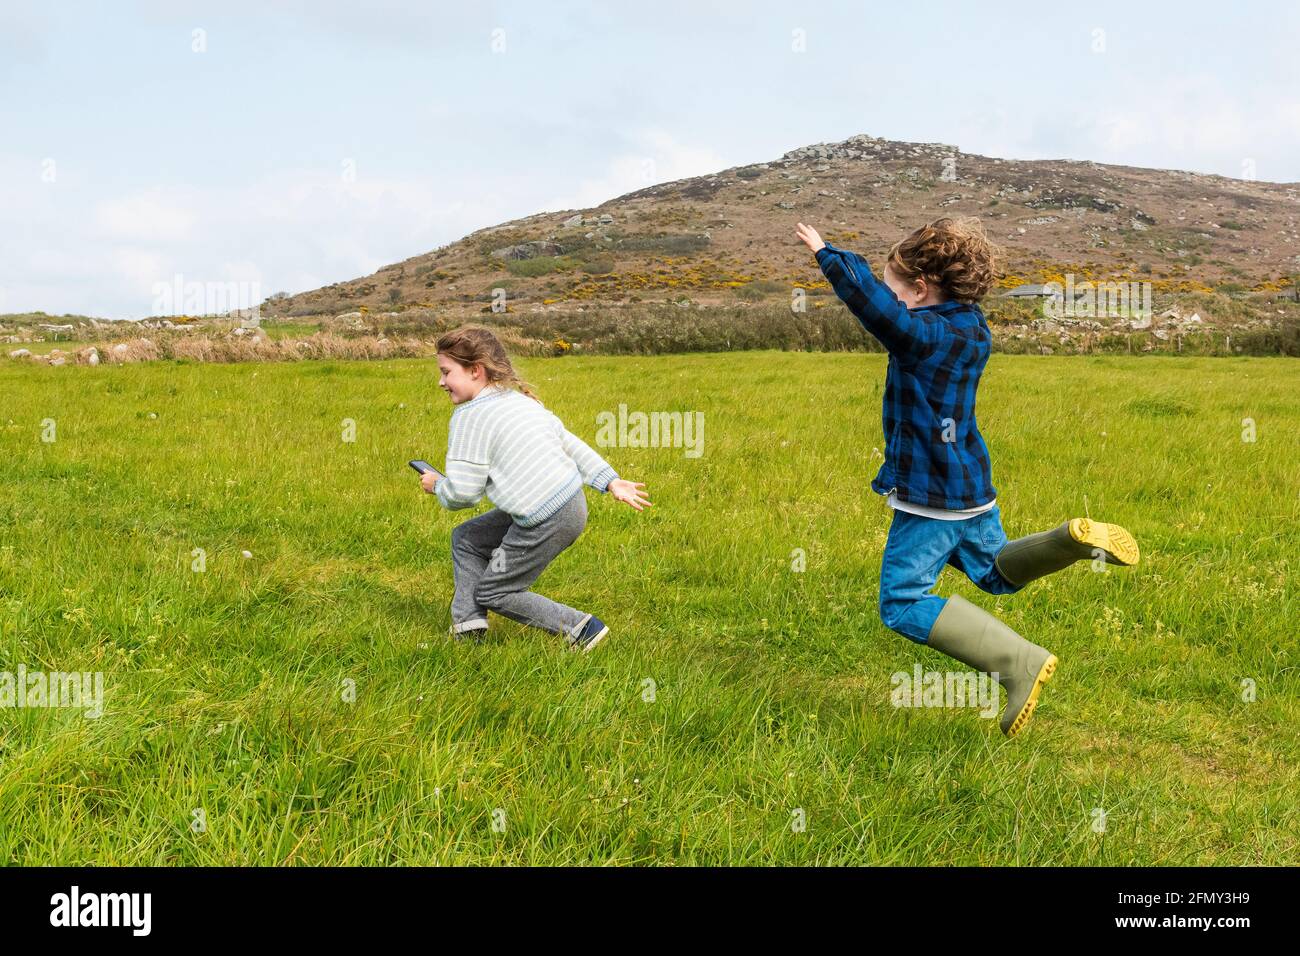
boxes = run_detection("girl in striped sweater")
[423,326,651,650]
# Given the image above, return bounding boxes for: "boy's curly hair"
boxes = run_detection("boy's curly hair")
[886,216,1001,304]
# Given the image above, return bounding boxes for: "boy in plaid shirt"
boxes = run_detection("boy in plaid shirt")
[797,217,1140,737]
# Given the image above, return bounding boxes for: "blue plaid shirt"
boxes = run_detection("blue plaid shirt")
[815,241,997,510]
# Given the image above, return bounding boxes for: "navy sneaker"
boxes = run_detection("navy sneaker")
[567,614,609,653]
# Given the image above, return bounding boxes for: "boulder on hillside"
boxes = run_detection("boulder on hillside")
[489,240,564,261]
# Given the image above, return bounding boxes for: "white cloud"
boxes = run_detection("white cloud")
[954,73,1300,181]
[538,128,729,213]
[95,190,196,242]
[0,163,535,318]
[1,128,737,319]
[109,247,167,290]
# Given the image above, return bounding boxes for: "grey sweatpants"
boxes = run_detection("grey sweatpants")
[448,488,589,639]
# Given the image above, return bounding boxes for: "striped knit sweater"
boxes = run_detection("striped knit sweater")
[434,384,619,527]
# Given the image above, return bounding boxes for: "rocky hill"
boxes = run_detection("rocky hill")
[267,133,1300,319]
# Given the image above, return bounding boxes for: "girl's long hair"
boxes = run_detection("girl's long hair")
[435,326,541,403]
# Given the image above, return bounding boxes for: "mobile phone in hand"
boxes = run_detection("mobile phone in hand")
[409,460,444,480]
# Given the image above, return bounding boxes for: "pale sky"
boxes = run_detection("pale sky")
[3,0,1297,319]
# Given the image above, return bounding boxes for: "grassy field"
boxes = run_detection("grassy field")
[0,351,1296,865]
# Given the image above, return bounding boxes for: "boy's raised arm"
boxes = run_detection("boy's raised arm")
[815,244,946,360]
[797,222,945,361]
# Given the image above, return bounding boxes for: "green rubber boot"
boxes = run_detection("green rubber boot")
[995,518,1139,588]
[926,594,1057,737]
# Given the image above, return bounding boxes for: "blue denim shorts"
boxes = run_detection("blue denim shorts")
[878,503,1023,644]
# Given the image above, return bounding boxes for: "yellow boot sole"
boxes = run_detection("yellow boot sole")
[1005,654,1057,738]
[1068,518,1140,566]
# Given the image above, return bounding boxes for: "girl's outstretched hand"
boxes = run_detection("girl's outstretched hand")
[607,479,652,511]
[795,222,825,254]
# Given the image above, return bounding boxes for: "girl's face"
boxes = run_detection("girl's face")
[437,353,486,404]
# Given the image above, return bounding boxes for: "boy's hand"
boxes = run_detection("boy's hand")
[420,471,439,494]
[607,478,652,511]
[795,222,825,254]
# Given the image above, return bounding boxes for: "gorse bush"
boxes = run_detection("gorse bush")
[506,256,573,278]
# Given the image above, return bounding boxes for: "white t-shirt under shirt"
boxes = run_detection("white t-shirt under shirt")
[886,489,996,521]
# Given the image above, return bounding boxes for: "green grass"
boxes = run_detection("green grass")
[261,321,323,340]
[0,352,1297,865]
[505,256,573,278]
